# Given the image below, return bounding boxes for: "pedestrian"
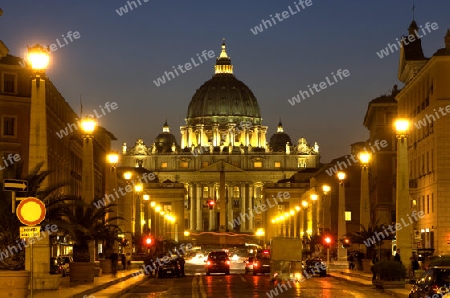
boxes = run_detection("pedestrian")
[179,255,185,277]
[121,253,127,270]
[348,253,355,270]
[371,254,379,281]
[394,248,401,263]
[411,253,419,278]
[110,250,119,275]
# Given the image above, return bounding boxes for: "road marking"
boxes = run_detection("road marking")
[239,274,247,283]
[198,274,206,297]
[192,273,206,298]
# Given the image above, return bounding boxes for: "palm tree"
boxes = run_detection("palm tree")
[346,219,394,259]
[56,199,123,262]
[0,162,69,269]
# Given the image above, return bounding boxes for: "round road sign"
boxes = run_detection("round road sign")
[16,197,46,226]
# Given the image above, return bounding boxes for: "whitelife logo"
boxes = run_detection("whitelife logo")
[250,0,313,35]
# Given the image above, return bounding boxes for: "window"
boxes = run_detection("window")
[179,161,188,168]
[232,161,240,167]
[203,187,209,199]
[431,193,434,213]
[274,161,281,168]
[202,161,209,168]
[161,162,168,168]
[2,73,16,93]
[345,211,351,221]
[233,186,240,198]
[2,116,16,137]
[253,161,262,168]
[427,195,430,214]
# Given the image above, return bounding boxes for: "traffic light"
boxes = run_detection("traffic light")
[143,236,152,246]
[342,237,351,248]
[208,199,215,210]
[323,236,332,249]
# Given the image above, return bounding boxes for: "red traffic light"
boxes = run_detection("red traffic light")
[144,237,152,246]
[324,237,331,244]
[208,199,215,209]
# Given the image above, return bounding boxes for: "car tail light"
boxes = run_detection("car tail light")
[253,262,258,268]
[431,284,439,293]
[207,261,211,266]
[226,260,230,265]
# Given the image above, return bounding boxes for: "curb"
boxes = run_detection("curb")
[108,275,146,298]
[72,271,141,298]
[328,273,373,287]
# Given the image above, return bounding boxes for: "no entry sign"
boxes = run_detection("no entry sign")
[16,197,46,226]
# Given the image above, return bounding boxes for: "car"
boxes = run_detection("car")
[303,257,327,277]
[57,255,73,277]
[205,250,230,275]
[253,249,271,276]
[244,256,255,274]
[157,258,182,278]
[409,266,450,298]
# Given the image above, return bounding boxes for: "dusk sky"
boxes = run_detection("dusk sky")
[1,1,449,162]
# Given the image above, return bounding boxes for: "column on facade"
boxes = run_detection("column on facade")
[196,184,203,231]
[188,127,194,147]
[227,123,236,146]
[212,124,219,146]
[172,200,184,242]
[209,184,215,231]
[227,185,233,231]
[240,183,246,232]
[180,127,186,149]
[248,185,254,231]
[189,183,196,231]
[261,127,267,148]
[253,127,259,147]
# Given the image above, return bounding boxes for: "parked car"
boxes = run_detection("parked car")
[253,249,271,276]
[244,256,255,274]
[157,258,182,278]
[57,255,73,277]
[409,266,450,298]
[205,250,230,275]
[303,257,327,277]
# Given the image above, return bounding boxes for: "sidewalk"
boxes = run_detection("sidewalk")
[28,268,145,298]
[328,269,411,298]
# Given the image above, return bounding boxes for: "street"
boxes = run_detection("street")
[120,263,394,297]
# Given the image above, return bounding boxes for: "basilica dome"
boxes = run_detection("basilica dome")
[186,41,262,127]
[269,121,292,152]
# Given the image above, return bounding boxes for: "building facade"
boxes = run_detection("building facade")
[120,42,321,243]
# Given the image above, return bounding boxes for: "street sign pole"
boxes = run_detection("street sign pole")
[12,191,16,214]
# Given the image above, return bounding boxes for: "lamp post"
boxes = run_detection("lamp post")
[106,152,119,250]
[80,117,96,204]
[310,194,318,235]
[395,119,412,262]
[359,152,371,231]
[337,171,347,261]
[256,228,265,247]
[123,171,133,247]
[27,45,50,187]
[322,185,330,235]
[142,194,150,235]
[134,183,143,250]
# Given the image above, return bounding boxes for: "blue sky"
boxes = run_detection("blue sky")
[1,1,449,162]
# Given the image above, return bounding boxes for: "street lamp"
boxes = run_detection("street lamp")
[337,171,346,261]
[322,185,330,235]
[358,152,371,230]
[106,152,119,249]
[27,45,50,185]
[142,194,150,234]
[395,118,412,262]
[80,116,97,203]
[310,194,318,235]
[134,183,143,247]
[255,228,265,247]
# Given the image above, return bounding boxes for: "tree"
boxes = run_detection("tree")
[56,199,123,262]
[0,162,69,269]
[346,219,394,260]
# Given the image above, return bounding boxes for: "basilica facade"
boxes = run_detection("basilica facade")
[119,42,320,238]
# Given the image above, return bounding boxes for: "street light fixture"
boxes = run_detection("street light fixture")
[321,185,330,235]
[394,118,412,262]
[27,44,50,71]
[80,116,97,204]
[337,171,346,261]
[358,152,371,234]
